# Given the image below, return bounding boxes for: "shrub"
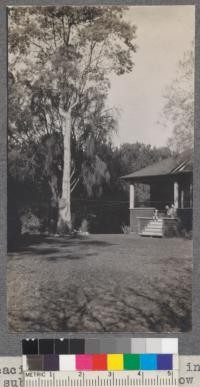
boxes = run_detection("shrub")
[20,209,41,234]
[79,219,89,233]
[121,224,130,234]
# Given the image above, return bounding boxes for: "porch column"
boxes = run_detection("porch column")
[129,184,135,209]
[174,181,179,209]
[189,183,193,207]
[181,190,184,209]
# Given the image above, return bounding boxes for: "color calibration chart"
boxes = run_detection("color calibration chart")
[23,338,179,386]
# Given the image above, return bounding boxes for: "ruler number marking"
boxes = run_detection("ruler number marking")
[24,371,179,387]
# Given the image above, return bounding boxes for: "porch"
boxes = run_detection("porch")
[121,154,193,236]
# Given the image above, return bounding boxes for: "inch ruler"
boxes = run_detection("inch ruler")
[24,370,179,387]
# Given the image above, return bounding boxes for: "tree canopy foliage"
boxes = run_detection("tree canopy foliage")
[8,6,138,231]
[163,48,194,153]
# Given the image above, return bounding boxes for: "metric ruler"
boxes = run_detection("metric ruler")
[24,370,179,387]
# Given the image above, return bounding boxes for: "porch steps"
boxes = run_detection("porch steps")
[140,219,163,237]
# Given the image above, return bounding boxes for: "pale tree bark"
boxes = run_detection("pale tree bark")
[57,107,72,233]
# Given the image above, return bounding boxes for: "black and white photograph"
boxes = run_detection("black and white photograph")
[7,5,194,332]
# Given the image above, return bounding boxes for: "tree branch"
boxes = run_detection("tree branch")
[52,16,57,48]
[61,15,66,43]
[29,40,48,57]
[71,177,80,193]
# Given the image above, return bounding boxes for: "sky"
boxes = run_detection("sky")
[107,6,195,148]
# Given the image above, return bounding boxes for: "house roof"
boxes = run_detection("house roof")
[121,151,193,181]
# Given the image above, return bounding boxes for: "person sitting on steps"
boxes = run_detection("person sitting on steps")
[153,208,159,221]
[165,204,177,218]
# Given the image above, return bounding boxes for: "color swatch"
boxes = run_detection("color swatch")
[22,338,178,373]
[22,338,178,355]
[23,353,178,371]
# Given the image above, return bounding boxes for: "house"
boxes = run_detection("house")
[121,151,193,236]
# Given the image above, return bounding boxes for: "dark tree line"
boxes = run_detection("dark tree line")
[8,137,171,243]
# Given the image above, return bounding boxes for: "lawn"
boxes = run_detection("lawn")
[7,234,192,332]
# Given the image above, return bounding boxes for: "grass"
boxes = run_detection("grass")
[7,233,192,332]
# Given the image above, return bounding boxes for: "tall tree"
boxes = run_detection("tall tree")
[8,69,117,215]
[8,6,137,232]
[162,47,194,153]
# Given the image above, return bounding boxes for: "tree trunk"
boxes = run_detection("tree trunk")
[48,175,58,234]
[57,108,72,234]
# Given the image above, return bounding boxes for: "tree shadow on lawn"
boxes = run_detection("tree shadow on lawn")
[10,234,114,255]
[13,278,191,332]
[46,252,96,261]
[124,284,192,332]
[15,235,114,251]
[60,240,114,247]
